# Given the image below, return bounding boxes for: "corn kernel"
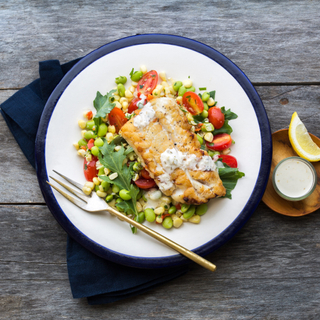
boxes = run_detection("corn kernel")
[109,172,118,180]
[122,101,128,110]
[113,94,120,101]
[104,168,111,175]
[85,153,92,162]
[115,101,122,109]
[106,132,114,143]
[183,79,193,88]
[156,215,163,224]
[189,214,201,224]
[96,190,107,198]
[140,65,147,74]
[77,149,86,157]
[131,81,138,87]
[204,132,214,142]
[136,202,143,212]
[73,142,79,150]
[159,71,167,81]
[152,89,161,97]
[159,196,171,205]
[114,145,122,151]
[84,181,95,190]
[222,148,231,155]
[207,97,215,106]
[129,86,135,93]
[176,96,182,105]
[82,186,92,196]
[154,207,165,215]
[81,130,86,139]
[92,177,100,185]
[125,90,133,99]
[78,119,86,129]
[108,125,116,133]
[119,97,128,104]
[172,215,183,228]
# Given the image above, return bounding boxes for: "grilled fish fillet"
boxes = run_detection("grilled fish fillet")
[120,97,226,204]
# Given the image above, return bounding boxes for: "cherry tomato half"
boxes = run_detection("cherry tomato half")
[218,154,238,168]
[208,107,225,129]
[141,169,151,179]
[134,178,156,189]
[206,133,232,151]
[182,91,204,115]
[137,70,158,96]
[108,107,128,133]
[128,97,140,114]
[87,138,95,150]
[84,155,98,182]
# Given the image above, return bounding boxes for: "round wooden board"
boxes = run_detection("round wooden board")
[262,129,320,216]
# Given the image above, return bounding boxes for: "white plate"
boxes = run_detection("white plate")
[36,34,271,268]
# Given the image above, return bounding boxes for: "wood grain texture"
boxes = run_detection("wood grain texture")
[1,0,320,88]
[2,0,320,318]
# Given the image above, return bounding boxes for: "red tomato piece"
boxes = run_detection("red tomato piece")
[218,154,238,168]
[141,169,151,179]
[108,107,128,133]
[206,133,232,151]
[84,155,98,181]
[208,107,225,129]
[128,98,141,114]
[86,110,93,120]
[182,91,204,115]
[87,138,95,150]
[134,178,156,189]
[137,70,158,96]
[175,203,181,210]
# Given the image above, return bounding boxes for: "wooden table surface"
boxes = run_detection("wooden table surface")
[1,1,320,319]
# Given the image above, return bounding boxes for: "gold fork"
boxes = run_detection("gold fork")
[47,170,216,272]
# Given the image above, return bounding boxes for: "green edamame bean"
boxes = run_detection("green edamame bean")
[201,92,210,102]
[91,146,99,156]
[173,81,183,92]
[97,123,108,137]
[101,180,110,191]
[196,203,208,216]
[201,110,209,118]
[119,189,132,200]
[197,134,204,145]
[94,137,104,147]
[201,123,214,132]
[131,71,143,82]
[84,130,96,140]
[208,150,220,158]
[144,208,156,222]
[181,203,190,213]
[188,86,196,92]
[115,76,127,84]
[78,139,87,147]
[162,216,173,229]
[137,211,145,223]
[86,120,95,130]
[203,102,209,110]
[94,185,99,192]
[178,86,187,96]
[98,167,105,175]
[183,205,195,219]
[117,83,125,97]
[168,206,177,214]
[133,162,143,172]
[105,194,113,202]
[112,185,120,194]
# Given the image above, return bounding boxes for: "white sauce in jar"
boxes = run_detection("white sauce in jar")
[133,102,155,128]
[273,157,316,200]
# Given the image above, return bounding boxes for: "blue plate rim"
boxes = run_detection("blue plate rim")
[35,33,272,269]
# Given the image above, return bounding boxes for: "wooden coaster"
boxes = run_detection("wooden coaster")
[262,129,320,216]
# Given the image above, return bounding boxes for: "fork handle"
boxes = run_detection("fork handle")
[105,207,216,272]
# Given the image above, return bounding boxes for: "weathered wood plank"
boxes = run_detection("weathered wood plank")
[1,0,320,88]
[0,203,319,318]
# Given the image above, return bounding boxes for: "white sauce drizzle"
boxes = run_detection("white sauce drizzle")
[133,102,155,128]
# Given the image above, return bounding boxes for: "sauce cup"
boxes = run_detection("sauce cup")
[272,156,317,201]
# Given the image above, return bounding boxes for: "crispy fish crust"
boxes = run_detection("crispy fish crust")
[120,97,226,204]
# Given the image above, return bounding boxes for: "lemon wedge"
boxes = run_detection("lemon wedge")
[288,112,320,162]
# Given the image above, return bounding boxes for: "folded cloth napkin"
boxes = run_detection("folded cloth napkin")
[0,59,188,304]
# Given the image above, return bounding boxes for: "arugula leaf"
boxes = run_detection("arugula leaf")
[221,107,238,121]
[93,89,116,119]
[219,166,245,199]
[129,68,135,77]
[98,140,140,229]
[209,90,216,100]
[213,120,233,135]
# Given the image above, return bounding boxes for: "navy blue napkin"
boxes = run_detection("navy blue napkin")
[0,59,188,304]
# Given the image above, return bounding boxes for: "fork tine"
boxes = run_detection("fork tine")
[49,176,88,203]
[47,181,88,209]
[52,170,84,191]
